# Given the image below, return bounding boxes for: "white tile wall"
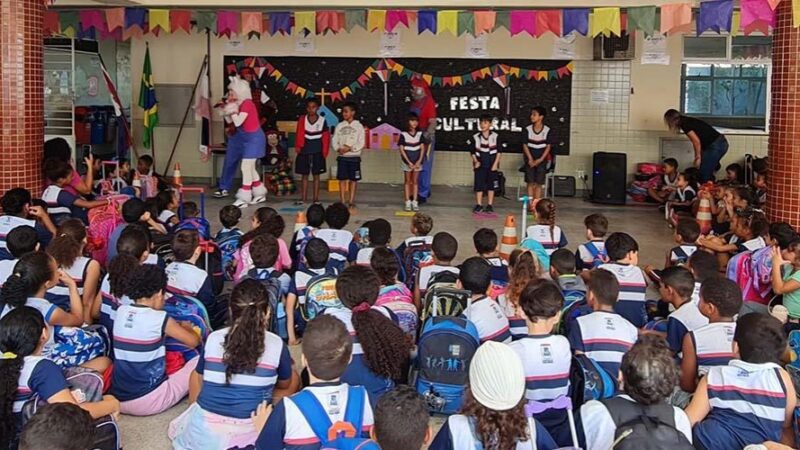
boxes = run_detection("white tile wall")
[355,60,768,188]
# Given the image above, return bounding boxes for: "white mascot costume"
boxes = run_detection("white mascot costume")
[222,76,267,208]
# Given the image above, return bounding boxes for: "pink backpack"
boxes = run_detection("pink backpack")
[376,283,418,340]
[86,201,125,266]
[727,247,773,305]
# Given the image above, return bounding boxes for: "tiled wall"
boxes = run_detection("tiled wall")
[0,0,44,194]
[767,2,800,227]
[353,60,768,188]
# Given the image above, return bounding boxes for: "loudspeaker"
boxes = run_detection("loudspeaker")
[548,175,576,197]
[592,152,627,205]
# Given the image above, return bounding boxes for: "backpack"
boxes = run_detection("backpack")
[415,315,480,415]
[216,231,241,282]
[584,242,608,269]
[292,386,379,450]
[727,249,773,305]
[557,298,591,336]
[302,273,342,321]
[598,397,694,450]
[86,202,125,267]
[176,217,211,241]
[163,294,211,361]
[494,171,507,198]
[671,247,691,265]
[245,269,286,339]
[421,271,470,322]
[402,239,434,290]
[569,354,617,406]
[376,284,418,340]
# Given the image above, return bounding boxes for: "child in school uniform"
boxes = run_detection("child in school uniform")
[314,202,359,270]
[371,247,418,341]
[666,171,698,221]
[647,157,679,204]
[499,249,542,341]
[473,228,509,297]
[679,277,742,393]
[42,159,109,225]
[395,212,433,259]
[471,114,501,214]
[568,269,638,378]
[155,190,180,230]
[325,266,409,406]
[0,226,39,287]
[355,220,404,283]
[687,313,796,449]
[667,218,700,267]
[112,264,202,416]
[371,386,431,450]
[287,238,335,346]
[429,341,557,450]
[597,232,649,328]
[0,307,119,449]
[522,106,552,205]
[333,102,366,209]
[509,279,574,447]
[658,267,708,354]
[576,213,608,271]
[247,234,292,339]
[0,187,55,259]
[165,230,215,308]
[549,250,590,335]
[255,315,374,449]
[107,198,166,262]
[415,231,459,306]
[687,250,719,305]
[526,199,568,256]
[290,203,325,268]
[459,257,511,344]
[235,207,292,279]
[44,219,101,313]
[294,97,330,206]
[399,113,430,212]
[169,279,299,450]
[214,205,244,282]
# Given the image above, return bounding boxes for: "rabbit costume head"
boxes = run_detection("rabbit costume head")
[227,75,251,105]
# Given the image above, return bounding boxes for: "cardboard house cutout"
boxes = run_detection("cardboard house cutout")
[369,123,402,150]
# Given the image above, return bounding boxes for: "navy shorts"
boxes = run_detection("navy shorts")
[336,157,362,181]
[295,152,327,176]
[474,167,498,193]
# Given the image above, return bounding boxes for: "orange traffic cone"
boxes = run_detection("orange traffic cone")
[173,163,183,188]
[499,214,518,260]
[294,211,308,232]
[696,197,712,235]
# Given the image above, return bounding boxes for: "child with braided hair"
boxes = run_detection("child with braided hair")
[44,219,102,313]
[170,278,299,449]
[525,199,568,256]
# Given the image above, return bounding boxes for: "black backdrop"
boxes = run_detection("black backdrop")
[223,56,571,154]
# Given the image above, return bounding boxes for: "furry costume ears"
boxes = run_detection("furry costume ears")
[227,75,251,103]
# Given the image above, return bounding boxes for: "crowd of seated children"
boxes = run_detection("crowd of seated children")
[0,226,40,287]
[526,198,568,255]
[576,213,608,270]
[498,249,542,340]
[698,208,769,270]
[0,187,55,258]
[44,219,102,312]
[414,231,459,307]
[460,257,512,344]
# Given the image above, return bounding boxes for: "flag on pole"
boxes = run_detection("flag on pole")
[99,57,132,158]
[138,45,158,149]
[194,60,211,161]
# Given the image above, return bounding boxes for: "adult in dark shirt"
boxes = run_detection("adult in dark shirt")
[664,109,728,183]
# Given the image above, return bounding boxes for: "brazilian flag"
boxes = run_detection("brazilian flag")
[138,45,158,149]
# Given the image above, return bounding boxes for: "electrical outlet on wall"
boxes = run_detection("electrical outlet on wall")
[576,169,586,180]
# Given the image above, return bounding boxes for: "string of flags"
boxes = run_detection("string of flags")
[227,57,574,104]
[43,0,796,41]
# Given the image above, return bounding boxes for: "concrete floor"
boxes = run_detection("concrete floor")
[120,183,674,449]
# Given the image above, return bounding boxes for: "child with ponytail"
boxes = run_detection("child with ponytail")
[0,307,119,449]
[169,279,299,449]
[526,198,568,256]
[110,264,201,416]
[45,219,102,312]
[499,249,542,340]
[326,265,410,406]
[0,252,106,369]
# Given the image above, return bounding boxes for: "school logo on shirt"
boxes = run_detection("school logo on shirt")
[604,317,616,330]
[541,344,553,364]
[124,311,135,329]
[327,393,341,415]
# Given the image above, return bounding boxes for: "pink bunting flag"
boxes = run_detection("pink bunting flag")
[170,10,193,34]
[316,11,343,34]
[44,11,60,35]
[535,10,562,37]
[241,12,263,36]
[80,10,107,34]
[741,0,776,28]
[767,0,782,9]
[386,10,409,31]
[744,20,771,34]
[217,11,239,38]
[474,11,496,34]
[105,8,125,32]
[510,10,537,36]
[660,3,693,34]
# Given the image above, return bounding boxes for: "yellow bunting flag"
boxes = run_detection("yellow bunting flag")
[367,10,387,32]
[731,11,741,36]
[392,63,405,74]
[479,66,492,78]
[438,10,458,35]
[271,70,283,80]
[795,0,800,27]
[453,76,462,85]
[509,67,520,77]
[341,86,352,96]
[591,7,621,37]
[294,11,316,34]
[422,74,433,85]
[296,87,306,97]
[149,9,171,34]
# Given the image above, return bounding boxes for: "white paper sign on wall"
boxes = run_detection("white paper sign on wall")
[553,35,577,59]
[642,34,670,65]
[379,30,402,57]
[590,89,610,105]
[465,34,489,58]
[295,33,316,54]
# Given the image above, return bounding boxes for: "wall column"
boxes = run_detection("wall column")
[0,0,44,194]
[768,1,800,227]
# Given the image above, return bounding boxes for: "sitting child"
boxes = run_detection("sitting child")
[371,386,431,450]
[170,279,299,449]
[255,315,374,448]
[667,218,700,267]
[568,269,638,378]
[508,279,573,447]
[597,232,648,327]
[699,210,769,270]
[235,207,292,279]
[0,187,55,258]
[44,219,102,312]
[42,159,109,225]
[289,203,325,268]
[687,250,719,305]
[460,257,511,344]
[18,403,103,450]
[214,205,244,281]
[679,277,742,393]
[247,234,292,339]
[108,198,165,262]
[356,220,404,283]
[165,230,214,308]
[499,249,541,340]
[395,212,434,259]
[415,231,459,307]
[665,171,697,221]
[371,246,418,341]
[576,213,608,270]
[155,190,180,229]
[550,248,588,305]
[771,239,800,325]
[111,264,201,416]
[658,267,708,354]
[526,198,567,255]
[429,341,557,450]
[0,308,119,449]
[687,313,796,449]
[579,334,693,450]
[473,228,509,297]
[646,157,679,204]
[0,226,39,286]
[314,202,359,270]
[286,238,334,345]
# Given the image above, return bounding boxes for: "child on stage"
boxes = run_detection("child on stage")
[332,102,366,209]
[471,115,501,214]
[522,106,552,206]
[399,113,429,212]
[294,98,330,206]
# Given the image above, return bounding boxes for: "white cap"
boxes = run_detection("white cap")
[469,341,525,411]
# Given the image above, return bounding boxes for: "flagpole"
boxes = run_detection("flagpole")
[163,55,209,174]
[206,29,213,147]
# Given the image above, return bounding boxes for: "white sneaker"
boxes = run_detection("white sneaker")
[250,195,266,204]
[233,199,249,208]
[412,200,419,211]
[404,200,412,211]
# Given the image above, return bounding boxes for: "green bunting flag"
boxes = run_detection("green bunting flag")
[627,6,659,36]
[458,11,475,36]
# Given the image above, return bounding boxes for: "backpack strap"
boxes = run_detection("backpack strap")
[584,242,599,259]
[343,386,366,436]
[673,247,688,262]
[292,391,334,445]
[599,397,677,430]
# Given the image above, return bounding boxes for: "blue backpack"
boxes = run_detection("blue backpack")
[557,298,591,336]
[584,242,608,269]
[176,217,211,241]
[163,294,211,361]
[415,315,480,415]
[215,230,241,281]
[568,354,617,406]
[293,386,379,450]
[402,238,434,290]
[244,269,287,339]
